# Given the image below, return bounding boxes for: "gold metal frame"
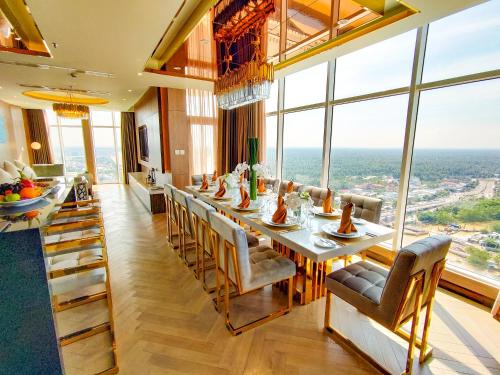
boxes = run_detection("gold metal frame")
[176,202,196,266]
[192,212,216,290]
[164,192,179,250]
[324,260,446,374]
[212,232,293,335]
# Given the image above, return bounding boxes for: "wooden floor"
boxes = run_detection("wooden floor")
[65,184,500,375]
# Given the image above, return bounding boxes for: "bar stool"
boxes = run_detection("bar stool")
[164,184,179,251]
[172,189,196,266]
[209,211,296,335]
[43,218,118,374]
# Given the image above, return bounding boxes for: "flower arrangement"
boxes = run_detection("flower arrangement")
[285,192,302,210]
[223,172,239,189]
[252,162,271,178]
[234,162,249,176]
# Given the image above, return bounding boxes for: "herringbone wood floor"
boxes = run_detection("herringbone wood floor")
[63,185,500,375]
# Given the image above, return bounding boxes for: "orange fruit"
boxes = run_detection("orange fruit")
[20,187,41,199]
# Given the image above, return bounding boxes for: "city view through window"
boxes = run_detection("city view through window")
[265,1,500,283]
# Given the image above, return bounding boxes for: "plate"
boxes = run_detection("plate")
[321,223,365,238]
[262,215,297,228]
[313,207,342,217]
[0,188,52,208]
[212,194,232,201]
[313,236,339,248]
[231,202,261,211]
[351,217,367,225]
[257,192,268,196]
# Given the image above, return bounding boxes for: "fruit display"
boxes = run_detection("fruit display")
[0,173,46,205]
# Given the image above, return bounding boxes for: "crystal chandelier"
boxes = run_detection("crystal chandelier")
[52,102,90,118]
[213,0,275,110]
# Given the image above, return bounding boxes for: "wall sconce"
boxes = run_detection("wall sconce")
[31,142,41,150]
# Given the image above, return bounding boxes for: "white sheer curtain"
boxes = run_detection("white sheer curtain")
[186,89,217,175]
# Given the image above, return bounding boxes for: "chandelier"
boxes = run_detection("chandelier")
[52,102,90,119]
[213,0,275,110]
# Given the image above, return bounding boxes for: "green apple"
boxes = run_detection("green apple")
[5,193,21,202]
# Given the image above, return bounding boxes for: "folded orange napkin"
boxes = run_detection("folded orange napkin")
[258,178,266,193]
[322,188,333,213]
[338,202,357,234]
[214,179,226,198]
[287,181,294,194]
[238,185,250,208]
[212,170,217,182]
[272,195,288,224]
[199,174,209,191]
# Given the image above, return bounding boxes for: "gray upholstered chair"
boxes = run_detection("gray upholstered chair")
[191,174,213,185]
[302,186,332,206]
[340,193,382,224]
[164,184,178,250]
[278,180,303,196]
[172,189,196,266]
[324,235,451,375]
[209,211,296,335]
[261,177,280,193]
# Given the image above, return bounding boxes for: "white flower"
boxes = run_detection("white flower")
[234,162,249,175]
[251,162,270,178]
[285,192,302,210]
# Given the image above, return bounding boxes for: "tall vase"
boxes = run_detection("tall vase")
[248,137,258,201]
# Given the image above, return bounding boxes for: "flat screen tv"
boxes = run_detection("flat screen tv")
[138,125,149,162]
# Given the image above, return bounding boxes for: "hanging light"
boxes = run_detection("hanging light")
[52,90,89,118]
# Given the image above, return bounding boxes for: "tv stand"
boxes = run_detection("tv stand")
[128,172,166,214]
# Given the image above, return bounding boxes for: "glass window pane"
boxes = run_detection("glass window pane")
[265,81,278,113]
[329,94,408,228]
[423,1,500,83]
[283,108,324,186]
[334,30,416,99]
[91,111,113,126]
[403,79,500,283]
[267,0,281,60]
[45,110,58,126]
[49,126,63,163]
[93,127,119,183]
[114,127,123,183]
[265,115,277,177]
[284,62,327,109]
[190,124,215,175]
[114,112,121,127]
[59,117,82,126]
[60,127,87,178]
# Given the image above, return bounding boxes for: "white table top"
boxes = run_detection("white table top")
[186,186,394,263]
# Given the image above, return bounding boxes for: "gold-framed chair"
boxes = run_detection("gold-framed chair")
[209,211,296,335]
[164,184,179,251]
[172,189,197,267]
[324,235,451,375]
[43,218,118,374]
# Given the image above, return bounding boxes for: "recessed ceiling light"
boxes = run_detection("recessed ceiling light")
[137,72,143,76]
[14,35,22,41]
[121,98,126,101]
[128,89,132,92]
[13,95,17,98]
[337,19,349,26]
[173,66,182,71]
[0,86,2,89]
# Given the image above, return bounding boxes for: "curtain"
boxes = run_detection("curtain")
[186,13,217,80]
[217,101,266,174]
[24,109,52,164]
[121,112,140,184]
[186,89,218,176]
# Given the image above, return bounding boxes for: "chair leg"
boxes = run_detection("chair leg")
[405,281,424,374]
[419,302,435,363]
[324,291,331,328]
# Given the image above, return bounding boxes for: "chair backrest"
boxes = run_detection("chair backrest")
[164,184,176,198]
[263,178,280,192]
[302,186,331,206]
[208,211,250,288]
[190,198,215,250]
[191,174,213,185]
[340,193,382,224]
[278,180,303,196]
[164,184,177,221]
[380,235,451,326]
[173,190,194,235]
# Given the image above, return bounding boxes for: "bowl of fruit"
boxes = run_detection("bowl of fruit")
[0,174,54,208]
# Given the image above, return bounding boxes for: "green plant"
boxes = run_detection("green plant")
[465,246,490,269]
[494,253,500,266]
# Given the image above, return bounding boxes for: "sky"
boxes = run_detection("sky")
[269,0,500,150]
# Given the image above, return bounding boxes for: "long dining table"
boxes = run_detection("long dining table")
[186,185,394,304]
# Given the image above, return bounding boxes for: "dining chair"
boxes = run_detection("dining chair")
[278,180,303,196]
[340,193,383,224]
[173,189,197,266]
[209,211,296,335]
[302,186,332,206]
[43,218,118,374]
[191,174,213,185]
[262,177,280,192]
[164,184,179,250]
[324,235,451,375]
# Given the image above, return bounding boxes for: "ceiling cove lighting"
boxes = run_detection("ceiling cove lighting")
[213,0,275,110]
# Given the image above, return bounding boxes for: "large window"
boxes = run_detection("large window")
[265,0,500,287]
[282,108,324,186]
[91,111,123,184]
[47,110,87,179]
[334,30,416,98]
[265,115,277,177]
[329,95,408,227]
[403,79,500,282]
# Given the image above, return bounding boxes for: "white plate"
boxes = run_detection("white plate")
[313,207,342,217]
[313,237,339,248]
[351,217,367,224]
[231,202,261,211]
[211,194,232,201]
[321,223,365,238]
[262,215,297,228]
[0,188,52,208]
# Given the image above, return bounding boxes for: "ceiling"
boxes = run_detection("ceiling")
[0,0,486,111]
